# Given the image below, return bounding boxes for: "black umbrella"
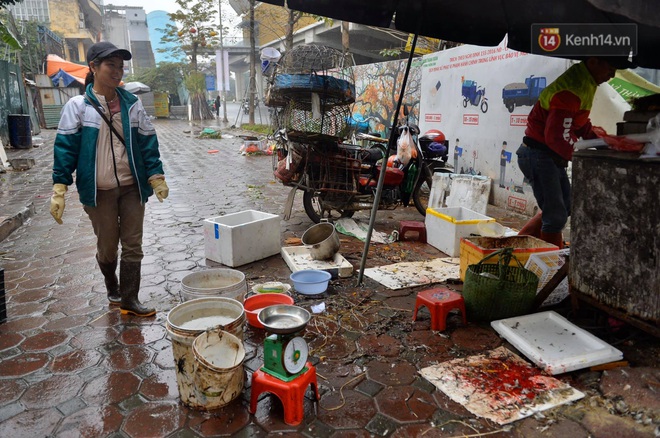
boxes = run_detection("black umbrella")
[261,0,660,284]
[261,0,660,68]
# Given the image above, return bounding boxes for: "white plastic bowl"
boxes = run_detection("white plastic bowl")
[290,270,331,295]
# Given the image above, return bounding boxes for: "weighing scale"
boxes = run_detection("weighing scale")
[258,305,311,382]
[251,304,319,426]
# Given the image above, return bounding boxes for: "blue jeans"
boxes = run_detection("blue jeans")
[516,144,571,233]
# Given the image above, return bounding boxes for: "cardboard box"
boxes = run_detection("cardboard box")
[459,235,559,280]
[204,210,281,267]
[425,207,494,257]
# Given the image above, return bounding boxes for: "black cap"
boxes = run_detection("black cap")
[596,56,637,70]
[86,41,132,63]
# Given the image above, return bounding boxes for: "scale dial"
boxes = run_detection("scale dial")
[283,336,308,374]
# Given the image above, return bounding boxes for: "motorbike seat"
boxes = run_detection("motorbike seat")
[359,166,405,187]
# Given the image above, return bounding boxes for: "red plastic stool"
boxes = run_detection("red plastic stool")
[412,287,466,331]
[249,363,319,426]
[399,220,427,243]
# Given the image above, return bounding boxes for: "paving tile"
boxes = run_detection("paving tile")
[365,359,418,386]
[251,392,316,433]
[42,314,91,330]
[0,352,49,377]
[140,368,180,401]
[0,402,25,423]
[600,367,660,412]
[0,379,27,405]
[56,396,88,416]
[10,289,52,303]
[580,409,656,438]
[365,413,399,436]
[513,416,589,438]
[356,334,402,358]
[82,371,141,405]
[450,325,502,352]
[374,385,437,423]
[20,374,85,409]
[0,331,24,351]
[119,325,168,345]
[50,349,103,373]
[192,402,252,437]
[122,402,187,438]
[0,408,61,437]
[317,389,377,429]
[330,430,372,438]
[70,326,120,349]
[55,405,124,438]
[20,330,68,351]
[104,344,154,371]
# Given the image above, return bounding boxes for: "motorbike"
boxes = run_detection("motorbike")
[242,99,250,115]
[272,107,451,223]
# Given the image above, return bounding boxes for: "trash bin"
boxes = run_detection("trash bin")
[7,114,32,149]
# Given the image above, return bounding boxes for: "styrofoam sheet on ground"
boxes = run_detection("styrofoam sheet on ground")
[420,346,584,425]
[491,311,623,375]
[364,257,460,289]
[281,246,353,278]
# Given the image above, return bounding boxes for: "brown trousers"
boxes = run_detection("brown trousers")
[84,184,145,264]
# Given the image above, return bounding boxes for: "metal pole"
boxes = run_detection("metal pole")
[356,32,419,286]
[218,0,229,123]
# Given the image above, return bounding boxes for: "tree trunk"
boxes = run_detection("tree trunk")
[341,21,350,57]
[285,8,294,51]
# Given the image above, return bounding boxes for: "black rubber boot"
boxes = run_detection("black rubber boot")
[119,261,156,317]
[98,257,121,306]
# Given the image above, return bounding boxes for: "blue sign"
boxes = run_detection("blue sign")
[206,75,216,91]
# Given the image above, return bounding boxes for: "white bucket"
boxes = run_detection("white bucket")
[180,268,247,302]
[166,297,245,409]
[192,329,245,409]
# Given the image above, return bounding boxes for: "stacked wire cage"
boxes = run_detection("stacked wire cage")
[266,44,359,195]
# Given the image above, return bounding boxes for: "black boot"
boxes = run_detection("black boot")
[98,257,121,305]
[119,260,156,317]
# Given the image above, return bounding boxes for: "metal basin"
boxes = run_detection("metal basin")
[257,305,310,334]
[301,222,340,260]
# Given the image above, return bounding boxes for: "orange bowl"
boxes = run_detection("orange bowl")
[244,293,294,328]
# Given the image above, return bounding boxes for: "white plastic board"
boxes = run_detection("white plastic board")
[281,246,353,278]
[491,311,623,375]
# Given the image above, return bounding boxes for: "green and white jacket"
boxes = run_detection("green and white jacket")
[52,84,164,206]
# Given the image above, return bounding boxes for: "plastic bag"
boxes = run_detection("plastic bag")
[396,129,415,166]
[592,126,645,152]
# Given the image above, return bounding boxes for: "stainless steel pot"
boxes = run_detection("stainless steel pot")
[301,223,340,260]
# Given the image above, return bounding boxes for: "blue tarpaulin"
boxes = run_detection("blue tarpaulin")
[50,69,80,87]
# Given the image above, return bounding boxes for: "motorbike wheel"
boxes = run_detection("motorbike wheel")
[462,98,468,108]
[481,100,489,113]
[303,190,354,223]
[412,174,432,216]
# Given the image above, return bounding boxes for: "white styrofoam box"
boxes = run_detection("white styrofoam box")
[428,173,491,215]
[203,210,281,267]
[491,311,623,375]
[425,206,494,257]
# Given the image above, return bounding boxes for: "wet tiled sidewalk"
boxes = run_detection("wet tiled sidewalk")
[0,119,658,437]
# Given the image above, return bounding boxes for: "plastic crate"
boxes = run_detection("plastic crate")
[425,207,494,257]
[459,236,559,281]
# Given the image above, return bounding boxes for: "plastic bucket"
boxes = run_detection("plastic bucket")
[180,268,247,302]
[192,329,245,409]
[7,115,32,149]
[166,297,245,408]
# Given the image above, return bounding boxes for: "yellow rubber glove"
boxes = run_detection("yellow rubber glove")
[150,178,169,202]
[50,183,67,224]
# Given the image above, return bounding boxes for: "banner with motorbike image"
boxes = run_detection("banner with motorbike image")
[417,39,629,216]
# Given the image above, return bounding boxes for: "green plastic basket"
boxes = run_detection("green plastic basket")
[462,248,539,321]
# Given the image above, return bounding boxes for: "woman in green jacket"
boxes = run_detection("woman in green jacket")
[50,41,169,317]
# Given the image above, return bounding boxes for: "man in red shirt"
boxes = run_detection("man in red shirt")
[516,56,635,247]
